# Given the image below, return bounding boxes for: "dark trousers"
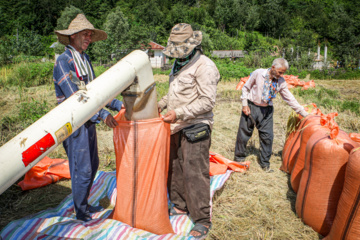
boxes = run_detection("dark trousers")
[63,123,99,219]
[168,130,211,225]
[234,101,274,168]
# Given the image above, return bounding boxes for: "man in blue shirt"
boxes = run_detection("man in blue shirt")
[53,14,122,222]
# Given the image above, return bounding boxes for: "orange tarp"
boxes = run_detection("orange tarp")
[18,156,70,190]
[209,152,250,176]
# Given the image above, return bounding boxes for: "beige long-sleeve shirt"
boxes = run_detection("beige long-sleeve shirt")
[158,52,220,134]
[241,68,308,117]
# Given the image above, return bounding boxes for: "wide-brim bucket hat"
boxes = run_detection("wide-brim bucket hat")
[55,14,107,46]
[163,23,202,59]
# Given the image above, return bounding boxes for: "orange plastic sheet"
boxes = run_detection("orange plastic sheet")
[325,147,360,240]
[209,151,250,176]
[111,110,174,235]
[18,156,70,190]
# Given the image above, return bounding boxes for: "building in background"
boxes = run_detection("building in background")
[211,50,247,60]
[145,41,169,68]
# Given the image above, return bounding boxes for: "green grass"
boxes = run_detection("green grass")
[292,87,360,115]
[1,62,54,88]
[94,65,109,77]
[0,99,50,145]
[152,68,171,75]
[155,81,169,101]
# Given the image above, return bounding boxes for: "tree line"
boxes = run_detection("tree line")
[0,0,359,67]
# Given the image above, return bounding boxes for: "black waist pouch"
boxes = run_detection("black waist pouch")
[182,123,210,143]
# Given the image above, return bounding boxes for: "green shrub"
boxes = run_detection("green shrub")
[6,62,54,87]
[0,99,50,145]
[212,58,255,81]
[18,99,50,123]
[94,65,109,77]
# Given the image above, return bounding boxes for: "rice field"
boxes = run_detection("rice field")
[1,76,359,239]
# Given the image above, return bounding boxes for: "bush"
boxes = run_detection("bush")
[94,65,109,77]
[213,58,255,81]
[0,99,50,145]
[6,62,54,87]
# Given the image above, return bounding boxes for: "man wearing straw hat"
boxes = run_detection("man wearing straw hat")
[158,23,220,239]
[53,14,122,222]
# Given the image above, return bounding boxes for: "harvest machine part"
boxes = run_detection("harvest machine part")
[0,50,157,195]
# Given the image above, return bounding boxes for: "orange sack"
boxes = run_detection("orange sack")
[290,112,337,193]
[281,108,321,174]
[18,156,70,190]
[349,132,360,143]
[235,76,250,90]
[296,120,359,236]
[325,147,360,240]
[281,104,319,173]
[111,110,174,235]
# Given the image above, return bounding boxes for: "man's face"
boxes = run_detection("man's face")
[70,30,93,53]
[270,66,287,79]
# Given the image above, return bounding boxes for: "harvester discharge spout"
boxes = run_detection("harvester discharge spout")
[0,50,157,195]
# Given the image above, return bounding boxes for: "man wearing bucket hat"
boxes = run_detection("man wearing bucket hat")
[53,14,122,222]
[158,23,220,239]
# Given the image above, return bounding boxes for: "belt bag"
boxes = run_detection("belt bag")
[182,123,210,143]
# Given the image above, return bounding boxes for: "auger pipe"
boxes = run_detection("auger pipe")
[0,50,155,195]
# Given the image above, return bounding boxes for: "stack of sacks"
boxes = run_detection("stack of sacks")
[282,107,360,237]
[325,146,360,239]
[296,118,358,236]
[283,75,305,89]
[280,103,320,173]
[235,75,315,90]
[290,112,338,193]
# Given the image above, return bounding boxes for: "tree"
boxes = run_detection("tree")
[92,6,130,61]
[214,0,234,32]
[258,0,288,38]
[55,5,83,31]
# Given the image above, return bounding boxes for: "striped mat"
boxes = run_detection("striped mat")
[1,170,233,240]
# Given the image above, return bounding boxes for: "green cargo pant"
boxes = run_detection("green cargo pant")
[168,129,211,225]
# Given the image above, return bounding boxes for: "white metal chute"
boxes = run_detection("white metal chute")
[0,50,156,195]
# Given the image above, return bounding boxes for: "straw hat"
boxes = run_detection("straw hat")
[163,23,202,59]
[55,14,107,46]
